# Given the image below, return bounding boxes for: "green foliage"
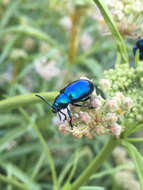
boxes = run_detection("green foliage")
[79,186,105,190]
[121,140,143,189]
[0,0,142,190]
[104,62,143,123]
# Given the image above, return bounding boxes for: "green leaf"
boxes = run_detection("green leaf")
[19,108,58,190]
[0,126,28,152]
[2,163,40,190]
[84,58,103,79]
[126,138,143,143]
[135,49,140,67]
[79,186,105,190]
[123,121,143,137]
[0,173,28,190]
[0,91,58,112]
[0,35,18,65]
[90,162,134,179]
[92,0,128,63]
[62,147,92,188]
[0,114,23,126]
[31,153,45,180]
[0,0,20,29]
[121,140,143,189]
[0,25,63,53]
[0,142,41,162]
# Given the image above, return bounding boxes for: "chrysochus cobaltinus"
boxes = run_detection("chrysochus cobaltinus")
[36,79,103,129]
[133,38,143,60]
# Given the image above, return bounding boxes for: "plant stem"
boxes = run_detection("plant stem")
[115,52,121,65]
[92,0,128,64]
[19,108,58,190]
[0,92,58,112]
[64,7,83,83]
[0,173,29,190]
[68,7,81,65]
[69,136,118,190]
[135,49,139,67]
[126,138,143,143]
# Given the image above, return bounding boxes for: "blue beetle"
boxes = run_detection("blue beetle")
[36,79,103,129]
[133,38,143,60]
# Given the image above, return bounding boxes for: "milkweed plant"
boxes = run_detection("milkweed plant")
[0,0,143,190]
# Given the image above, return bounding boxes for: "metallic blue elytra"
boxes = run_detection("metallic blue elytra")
[133,38,143,60]
[60,80,94,102]
[36,79,96,129]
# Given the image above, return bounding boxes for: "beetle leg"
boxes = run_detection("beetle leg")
[58,112,62,121]
[67,107,73,130]
[81,96,90,102]
[59,111,67,121]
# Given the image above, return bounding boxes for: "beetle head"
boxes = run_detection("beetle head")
[52,106,58,113]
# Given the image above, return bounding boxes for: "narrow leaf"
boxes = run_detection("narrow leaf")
[2,163,40,190]
[121,140,143,189]
[80,186,105,190]
[92,0,128,63]
[0,126,27,152]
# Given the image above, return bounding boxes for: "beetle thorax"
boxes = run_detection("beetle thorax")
[52,93,70,112]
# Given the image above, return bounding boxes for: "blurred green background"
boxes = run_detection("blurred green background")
[0,0,139,190]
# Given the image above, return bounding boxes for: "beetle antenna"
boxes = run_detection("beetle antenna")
[35,94,53,109]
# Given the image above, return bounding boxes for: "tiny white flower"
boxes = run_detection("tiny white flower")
[105,113,118,124]
[99,79,111,92]
[35,59,60,80]
[110,123,122,138]
[60,16,72,30]
[123,97,133,111]
[80,33,93,52]
[106,99,119,112]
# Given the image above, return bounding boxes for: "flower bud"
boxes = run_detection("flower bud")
[106,99,119,112]
[80,32,93,52]
[109,123,122,138]
[91,97,102,107]
[113,146,127,164]
[60,16,72,30]
[73,131,82,139]
[105,113,118,124]
[123,97,133,111]
[87,133,93,139]
[99,79,111,92]
[80,111,91,124]
[95,125,105,135]
[58,123,66,132]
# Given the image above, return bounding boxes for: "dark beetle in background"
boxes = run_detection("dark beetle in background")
[133,38,143,60]
[36,79,103,129]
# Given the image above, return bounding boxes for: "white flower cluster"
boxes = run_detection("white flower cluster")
[104,62,143,122]
[53,78,133,139]
[93,0,143,36]
[35,58,60,80]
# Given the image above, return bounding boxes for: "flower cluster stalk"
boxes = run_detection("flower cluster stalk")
[69,136,119,190]
[92,0,128,63]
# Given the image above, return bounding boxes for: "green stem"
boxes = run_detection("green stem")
[126,138,143,143]
[115,52,121,65]
[92,0,128,64]
[0,173,29,190]
[69,136,118,190]
[19,108,58,190]
[0,92,58,112]
[135,49,139,67]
